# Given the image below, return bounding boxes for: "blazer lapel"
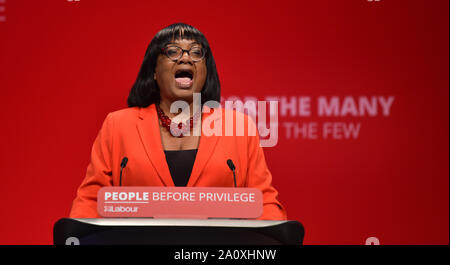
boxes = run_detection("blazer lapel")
[136,104,175,186]
[187,106,220,187]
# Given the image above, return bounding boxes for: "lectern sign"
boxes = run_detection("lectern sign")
[97,187,263,219]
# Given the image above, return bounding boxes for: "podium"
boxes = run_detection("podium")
[53,218,304,245]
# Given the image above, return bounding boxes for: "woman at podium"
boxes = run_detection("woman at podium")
[70,23,287,220]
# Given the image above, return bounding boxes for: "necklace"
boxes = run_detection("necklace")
[156,104,200,137]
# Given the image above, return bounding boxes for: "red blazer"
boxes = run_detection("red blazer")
[70,104,287,220]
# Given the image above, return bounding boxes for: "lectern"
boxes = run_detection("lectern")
[53,218,304,245]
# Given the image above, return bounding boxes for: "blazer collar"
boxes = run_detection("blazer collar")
[136,104,220,187]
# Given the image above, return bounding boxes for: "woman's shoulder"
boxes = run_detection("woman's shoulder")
[106,106,143,121]
[100,107,143,129]
[207,106,253,121]
[206,107,258,137]
[220,107,257,126]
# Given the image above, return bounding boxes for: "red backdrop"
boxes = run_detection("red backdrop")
[0,0,448,245]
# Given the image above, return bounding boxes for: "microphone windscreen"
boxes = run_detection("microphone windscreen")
[121,157,129,168]
[227,159,235,171]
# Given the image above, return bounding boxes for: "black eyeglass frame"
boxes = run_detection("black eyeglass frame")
[161,45,207,62]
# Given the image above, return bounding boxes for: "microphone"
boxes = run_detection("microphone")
[227,159,237,187]
[119,157,128,186]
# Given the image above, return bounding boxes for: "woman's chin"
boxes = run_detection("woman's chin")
[171,87,197,101]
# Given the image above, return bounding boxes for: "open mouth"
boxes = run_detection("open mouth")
[175,69,194,79]
[174,69,194,88]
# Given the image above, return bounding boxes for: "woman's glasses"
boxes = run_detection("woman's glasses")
[162,45,206,62]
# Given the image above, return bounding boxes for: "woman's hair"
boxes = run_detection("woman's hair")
[127,23,221,107]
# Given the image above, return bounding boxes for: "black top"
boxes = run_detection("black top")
[164,149,198,187]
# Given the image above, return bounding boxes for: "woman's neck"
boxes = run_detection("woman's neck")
[158,100,194,119]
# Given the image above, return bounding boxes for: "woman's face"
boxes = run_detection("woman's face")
[154,39,207,104]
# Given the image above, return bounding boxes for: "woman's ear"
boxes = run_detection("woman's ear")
[153,73,156,80]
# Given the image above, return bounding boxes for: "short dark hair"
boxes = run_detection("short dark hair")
[127,23,221,107]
